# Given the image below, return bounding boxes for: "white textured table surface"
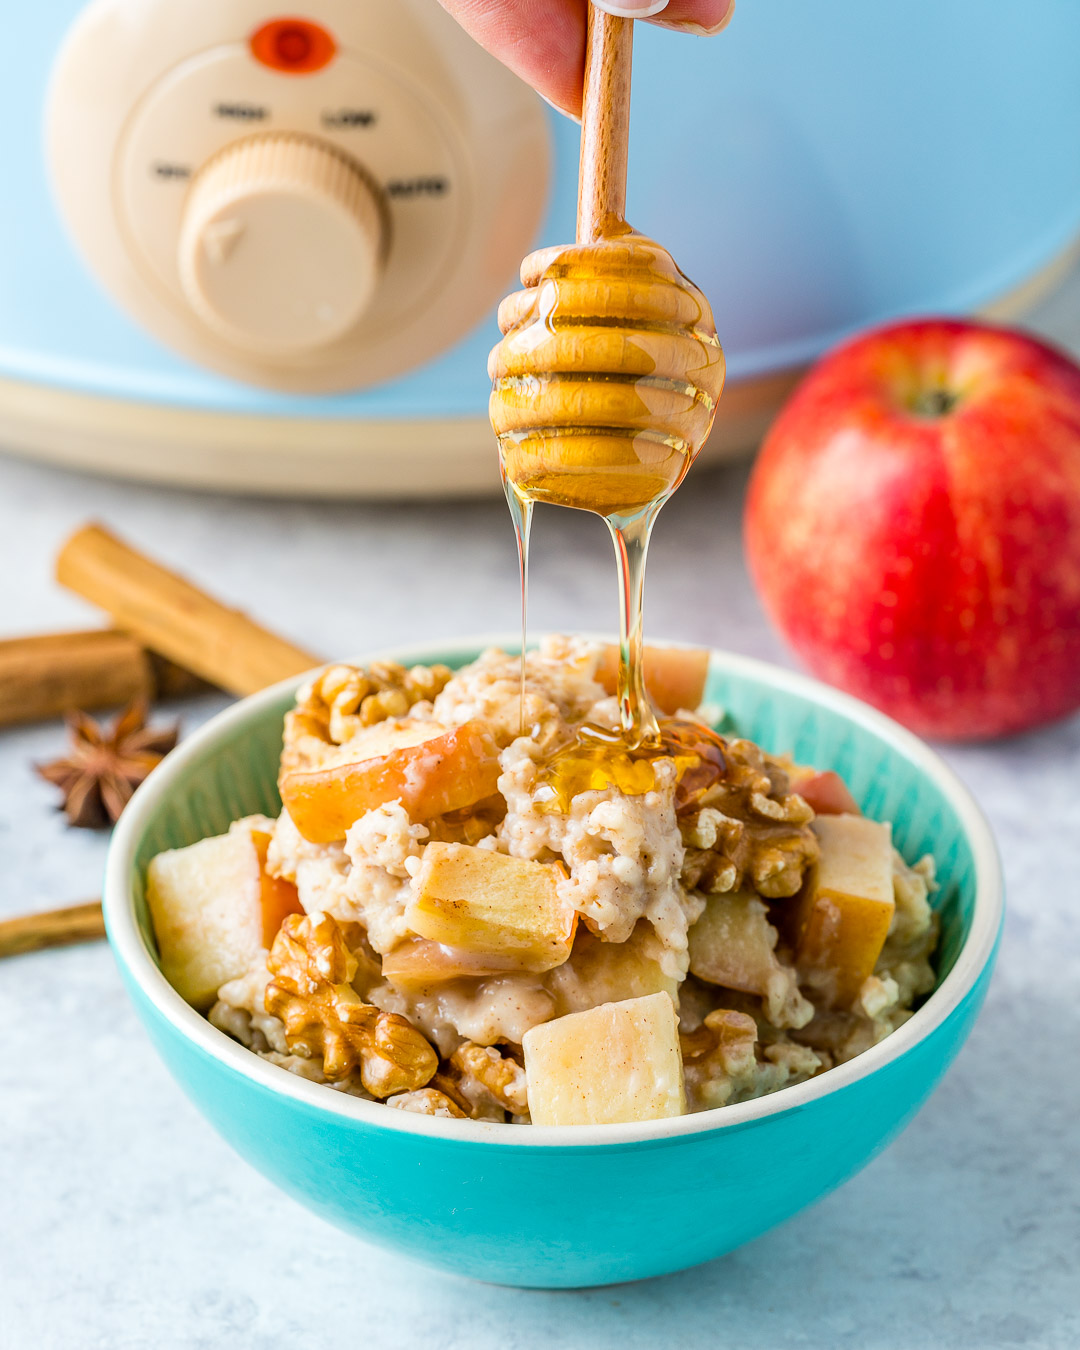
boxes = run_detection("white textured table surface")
[3,283,1080,1348]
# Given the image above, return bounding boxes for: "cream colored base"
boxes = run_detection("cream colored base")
[2,238,1075,498]
[47,0,553,394]
[0,366,801,498]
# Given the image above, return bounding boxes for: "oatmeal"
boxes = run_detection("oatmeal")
[146,639,940,1128]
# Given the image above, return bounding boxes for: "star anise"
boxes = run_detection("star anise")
[36,701,179,829]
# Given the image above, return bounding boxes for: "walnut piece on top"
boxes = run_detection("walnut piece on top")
[265,911,437,1096]
[385,1088,467,1118]
[415,1043,530,1122]
[450,1042,530,1117]
[680,1006,820,1113]
[281,660,453,775]
[680,738,818,899]
[681,1008,758,1079]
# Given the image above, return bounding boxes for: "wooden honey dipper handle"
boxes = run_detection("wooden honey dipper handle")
[577,6,634,243]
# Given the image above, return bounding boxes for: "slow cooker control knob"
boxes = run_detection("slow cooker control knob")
[177,133,384,356]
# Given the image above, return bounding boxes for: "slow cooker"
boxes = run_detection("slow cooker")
[3,0,1078,496]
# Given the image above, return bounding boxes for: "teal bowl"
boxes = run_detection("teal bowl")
[103,638,1003,1288]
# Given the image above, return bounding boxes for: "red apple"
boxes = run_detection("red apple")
[745,319,1080,739]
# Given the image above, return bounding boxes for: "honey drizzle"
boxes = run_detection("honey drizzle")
[606,505,661,746]
[503,476,533,738]
[531,499,729,813]
[502,465,730,811]
[534,715,728,815]
[527,503,665,809]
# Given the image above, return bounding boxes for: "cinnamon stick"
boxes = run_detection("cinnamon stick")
[56,523,320,696]
[12,527,323,960]
[0,629,209,727]
[0,901,105,958]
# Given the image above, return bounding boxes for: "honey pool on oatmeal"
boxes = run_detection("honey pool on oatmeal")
[146,637,939,1127]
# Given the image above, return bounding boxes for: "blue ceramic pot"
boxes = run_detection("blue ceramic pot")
[104,639,1003,1287]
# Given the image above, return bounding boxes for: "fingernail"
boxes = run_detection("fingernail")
[656,1,735,35]
[593,0,671,17]
[539,91,582,125]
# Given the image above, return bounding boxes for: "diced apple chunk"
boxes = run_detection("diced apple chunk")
[689,890,812,1029]
[146,816,302,1010]
[793,814,895,1007]
[789,768,861,816]
[380,937,522,990]
[523,992,686,1126]
[546,926,677,1018]
[280,719,501,843]
[689,890,784,996]
[338,717,448,762]
[595,644,709,715]
[405,843,575,973]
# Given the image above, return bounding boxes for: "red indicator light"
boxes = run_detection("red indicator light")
[250,18,336,74]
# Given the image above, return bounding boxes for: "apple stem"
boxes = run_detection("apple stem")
[913,388,958,418]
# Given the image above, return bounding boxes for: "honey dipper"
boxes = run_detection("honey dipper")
[489,4,727,521]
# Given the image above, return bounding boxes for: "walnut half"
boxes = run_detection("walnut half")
[299,661,452,749]
[680,738,818,899]
[422,1043,530,1121]
[265,912,437,1097]
[680,1008,759,1112]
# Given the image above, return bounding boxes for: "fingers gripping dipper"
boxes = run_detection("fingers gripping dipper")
[489,5,726,521]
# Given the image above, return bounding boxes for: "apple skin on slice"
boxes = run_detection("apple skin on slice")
[406,842,576,974]
[383,920,673,999]
[250,828,305,945]
[147,816,302,1010]
[789,769,860,816]
[380,937,524,990]
[595,644,709,715]
[523,992,686,1126]
[280,720,502,843]
[792,813,895,1007]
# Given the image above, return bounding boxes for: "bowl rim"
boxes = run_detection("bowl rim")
[104,634,1004,1148]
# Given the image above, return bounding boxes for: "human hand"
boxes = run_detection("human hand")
[436,0,735,118]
